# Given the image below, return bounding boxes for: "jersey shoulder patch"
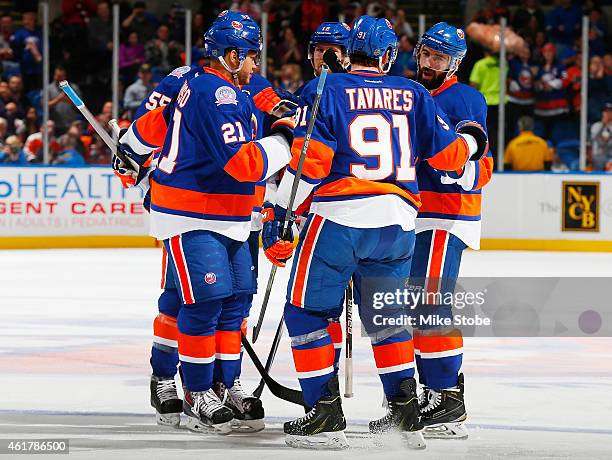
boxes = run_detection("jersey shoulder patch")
[169,65,192,79]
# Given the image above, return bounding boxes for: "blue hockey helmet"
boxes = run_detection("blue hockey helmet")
[308,21,351,60]
[415,22,467,76]
[347,16,398,73]
[204,10,262,72]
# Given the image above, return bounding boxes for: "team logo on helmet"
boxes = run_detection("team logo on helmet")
[215,86,238,106]
[231,20,243,30]
[218,10,228,17]
[457,29,465,39]
[204,272,217,284]
[384,19,393,29]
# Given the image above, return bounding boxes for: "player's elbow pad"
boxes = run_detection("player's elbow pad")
[456,120,489,161]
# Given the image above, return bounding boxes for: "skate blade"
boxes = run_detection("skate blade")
[285,431,349,450]
[230,418,265,433]
[155,412,181,428]
[185,415,232,435]
[423,422,468,440]
[401,431,427,449]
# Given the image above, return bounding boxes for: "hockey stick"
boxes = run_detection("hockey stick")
[252,313,284,398]
[241,333,305,407]
[251,65,330,343]
[60,80,138,179]
[344,279,354,398]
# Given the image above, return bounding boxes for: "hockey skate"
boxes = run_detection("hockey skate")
[420,373,468,439]
[150,375,182,427]
[284,377,348,450]
[369,378,426,450]
[214,379,265,433]
[183,388,234,435]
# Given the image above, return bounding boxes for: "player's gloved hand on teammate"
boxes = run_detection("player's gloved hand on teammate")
[252,86,299,118]
[322,48,348,73]
[440,160,478,191]
[456,120,489,161]
[261,202,297,267]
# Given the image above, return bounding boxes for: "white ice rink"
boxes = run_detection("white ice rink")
[1,248,612,459]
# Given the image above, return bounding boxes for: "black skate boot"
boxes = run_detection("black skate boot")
[150,375,182,427]
[369,378,426,450]
[284,377,348,450]
[420,373,468,439]
[183,388,234,435]
[214,379,265,433]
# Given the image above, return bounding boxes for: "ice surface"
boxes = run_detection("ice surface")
[1,248,611,459]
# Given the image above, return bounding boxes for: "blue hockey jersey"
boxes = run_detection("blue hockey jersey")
[275,70,475,231]
[121,67,291,241]
[415,76,493,249]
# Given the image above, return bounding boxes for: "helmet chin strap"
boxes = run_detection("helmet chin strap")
[218,55,243,86]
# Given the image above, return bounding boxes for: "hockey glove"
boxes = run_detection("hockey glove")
[440,160,478,191]
[269,113,297,146]
[261,202,297,267]
[456,120,489,161]
[252,86,300,118]
[323,48,348,73]
[112,130,152,188]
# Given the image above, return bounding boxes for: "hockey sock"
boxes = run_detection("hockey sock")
[414,328,463,390]
[151,313,179,378]
[371,329,416,398]
[285,303,336,408]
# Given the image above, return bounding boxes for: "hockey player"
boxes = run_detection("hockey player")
[262,16,489,449]
[114,12,294,434]
[411,23,494,440]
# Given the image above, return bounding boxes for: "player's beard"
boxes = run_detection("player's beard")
[417,67,447,91]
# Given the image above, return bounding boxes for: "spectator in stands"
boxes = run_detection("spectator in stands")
[507,46,536,141]
[0,135,27,165]
[145,25,183,79]
[234,0,262,22]
[559,36,582,68]
[504,116,553,171]
[8,75,29,113]
[124,63,154,115]
[588,7,607,58]
[389,9,413,39]
[274,27,303,66]
[122,1,158,43]
[389,35,416,78]
[0,81,10,112]
[512,0,545,40]
[47,65,81,135]
[52,126,86,166]
[545,0,581,49]
[587,55,610,124]
[1,102,23,136]
[88,1,113,56]
[531,30,546,64]
[11,11,43,92]
[590,102,612,171]
[24,120,61,163]
[300,0,329,38]
[470,48,504,158]
[23,106,39,139]
[161,3,186,43]
[472,0,510,25]
[534,43,568,142]
[62,0,96,27]
[278,63,303,94]
[119,31,145,84]
[0,116,7,141]
[0,14,13,60]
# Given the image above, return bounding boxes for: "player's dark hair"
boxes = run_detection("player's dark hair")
[349,53,379,68]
